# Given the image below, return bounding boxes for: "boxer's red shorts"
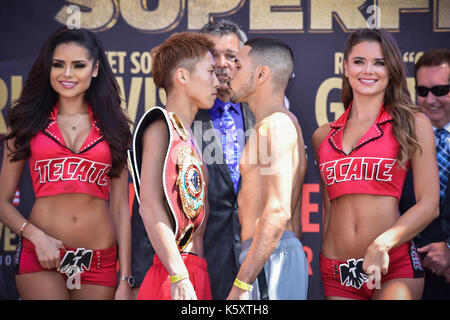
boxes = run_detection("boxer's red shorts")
[138,252,212,300]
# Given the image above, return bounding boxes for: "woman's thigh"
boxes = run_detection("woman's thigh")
[70,283,115,300]
[373,277,424,300]
[16,271,70,300]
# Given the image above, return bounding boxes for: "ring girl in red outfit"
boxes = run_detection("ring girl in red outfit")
[0,27,133,299]
[312,29,440,300]
[130,33,218,300]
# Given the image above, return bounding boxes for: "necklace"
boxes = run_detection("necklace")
[72,115,83,130]
[64,114,83,130]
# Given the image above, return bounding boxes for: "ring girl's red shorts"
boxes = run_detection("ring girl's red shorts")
[320,241,424,300]
[15,237,117,288]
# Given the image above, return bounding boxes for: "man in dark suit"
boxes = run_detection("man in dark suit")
[400,49,450,299]
[129,20,254,300]
[196,19,255,300]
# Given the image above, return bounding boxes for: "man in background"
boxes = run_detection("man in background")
[196,19,255,300]
[400,48,450,299]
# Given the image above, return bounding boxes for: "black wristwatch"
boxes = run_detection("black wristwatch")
[119,275,135,287]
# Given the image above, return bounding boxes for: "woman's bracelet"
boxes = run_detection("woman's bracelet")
[19,220,30,238]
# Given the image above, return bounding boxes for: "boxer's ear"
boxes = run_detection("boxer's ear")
[256,65,270,85]
[174,68,189,85]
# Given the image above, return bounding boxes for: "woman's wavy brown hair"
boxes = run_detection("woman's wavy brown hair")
[1,27,132,178]
[342,28,421,167]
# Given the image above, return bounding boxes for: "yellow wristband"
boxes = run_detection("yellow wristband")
[170,272,189,283]
[233,278,253,291]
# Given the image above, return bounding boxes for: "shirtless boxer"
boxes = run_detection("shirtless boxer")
[226,38,308,300]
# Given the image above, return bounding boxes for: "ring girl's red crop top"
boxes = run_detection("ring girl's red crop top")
[28,105,112,200]
[317,103,409,201]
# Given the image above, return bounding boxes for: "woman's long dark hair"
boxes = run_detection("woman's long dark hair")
[1,27,131,177]
[342,28,421,167]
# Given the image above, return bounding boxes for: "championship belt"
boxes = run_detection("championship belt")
[128,107,206,251]
[176,145,206,220]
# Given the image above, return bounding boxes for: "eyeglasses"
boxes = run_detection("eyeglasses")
[416,84,450,97]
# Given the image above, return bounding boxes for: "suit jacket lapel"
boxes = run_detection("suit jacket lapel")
[237,102,256,191]
[194,109,235,192]
[241,102,255,143]
[444,171,450,207]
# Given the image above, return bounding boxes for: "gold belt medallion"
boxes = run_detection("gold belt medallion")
[176,146,205,220]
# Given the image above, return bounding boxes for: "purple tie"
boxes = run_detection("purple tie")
[219,103,241,193]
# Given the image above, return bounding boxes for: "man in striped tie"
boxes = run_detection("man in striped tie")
[400,49,450,299]
[196,19,255,300]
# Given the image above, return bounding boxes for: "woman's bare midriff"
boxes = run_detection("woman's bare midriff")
[322,193,400,260]
[29,193,115,250]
